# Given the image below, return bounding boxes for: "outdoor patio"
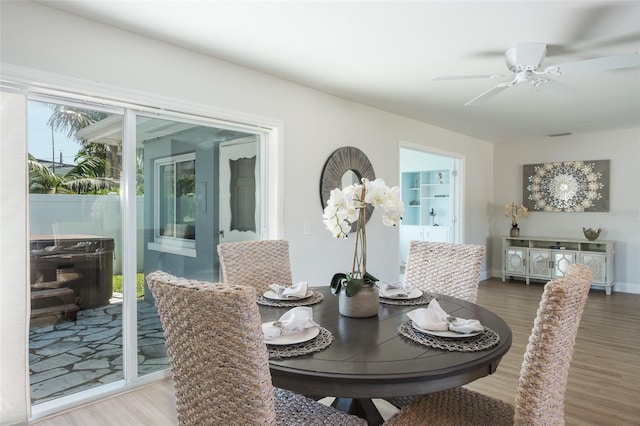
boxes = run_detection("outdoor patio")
[29,295,169,405]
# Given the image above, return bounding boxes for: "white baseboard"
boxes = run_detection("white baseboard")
[610,282,640,294]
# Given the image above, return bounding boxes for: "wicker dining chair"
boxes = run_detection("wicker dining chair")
[386,241,487,408]
[383,263,593,426]
[403,241,486,303]
[217,239,293,295]
[146,271,366,426]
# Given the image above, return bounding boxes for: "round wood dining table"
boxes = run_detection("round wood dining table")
[259,286,512,425]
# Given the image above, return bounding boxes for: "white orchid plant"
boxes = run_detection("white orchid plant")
[504,202,529,227]
[322,177,404,296]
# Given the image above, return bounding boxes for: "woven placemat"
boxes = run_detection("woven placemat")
[398,320,500,352]
[379,292,435,306]
[267,327,333,360]
[257,291,324,307]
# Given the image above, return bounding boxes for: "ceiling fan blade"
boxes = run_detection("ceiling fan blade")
[562,3,622,46]
[515,42,547,68]
[536,79,578,101]
[546,53,640,75]
[464,83,511,106]
[432,74,503,81]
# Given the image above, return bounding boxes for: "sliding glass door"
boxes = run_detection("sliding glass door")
[28,99,124,405]
[133,114,261,376]
[27,98,268,413]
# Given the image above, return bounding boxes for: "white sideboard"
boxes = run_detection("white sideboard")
[501,236,615,295]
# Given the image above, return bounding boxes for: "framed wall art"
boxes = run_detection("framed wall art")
[522,160,609,212]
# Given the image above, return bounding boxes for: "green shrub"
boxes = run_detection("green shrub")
[112,273,145,298]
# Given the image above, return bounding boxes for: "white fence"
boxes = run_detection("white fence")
[29,194,144,274]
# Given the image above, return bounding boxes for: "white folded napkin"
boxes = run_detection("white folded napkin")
[262,307,318,340]
[268,281,308,298]
[379,281,413,298]
[407,299,483,334]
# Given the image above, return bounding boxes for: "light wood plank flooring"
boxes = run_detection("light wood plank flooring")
[31,278,640,425]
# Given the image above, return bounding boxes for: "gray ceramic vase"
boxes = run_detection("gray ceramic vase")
[338,285,379,318]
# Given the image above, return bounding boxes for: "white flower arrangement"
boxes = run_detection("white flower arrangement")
[322,178,404,239]
[322,177,404,296]
[504,202,529,226]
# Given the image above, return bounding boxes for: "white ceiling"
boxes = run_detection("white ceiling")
[40,1,640,143]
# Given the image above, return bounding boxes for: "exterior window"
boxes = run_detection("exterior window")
[154,153,196,250]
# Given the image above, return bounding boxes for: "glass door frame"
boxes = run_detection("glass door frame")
[27,93,278,420]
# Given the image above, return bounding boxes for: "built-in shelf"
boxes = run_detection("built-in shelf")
[401,169,450,227]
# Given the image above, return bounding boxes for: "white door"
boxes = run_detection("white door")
[219,136,260,244]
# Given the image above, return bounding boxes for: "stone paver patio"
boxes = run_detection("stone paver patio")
[29,296,169,405]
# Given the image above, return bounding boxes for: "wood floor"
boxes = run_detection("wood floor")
[31,278,640,425]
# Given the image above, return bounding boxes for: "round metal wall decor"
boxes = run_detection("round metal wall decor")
[319,146,376,232]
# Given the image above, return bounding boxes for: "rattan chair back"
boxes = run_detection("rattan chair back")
[514,263,592,424]
[404,241,486,303]
[384,263,592,426]
[217,239,293,295]
[147,271,276,425]
[146,271,367,426]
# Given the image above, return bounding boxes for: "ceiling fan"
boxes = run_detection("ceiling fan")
[433,42,640,106]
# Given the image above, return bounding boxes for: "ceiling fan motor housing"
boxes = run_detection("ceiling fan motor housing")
[505,42,547,72]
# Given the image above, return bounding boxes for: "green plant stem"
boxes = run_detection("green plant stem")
[351,185,367,279]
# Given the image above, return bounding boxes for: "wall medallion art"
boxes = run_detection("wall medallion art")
[522,160,609,212]
[319,146,376,232]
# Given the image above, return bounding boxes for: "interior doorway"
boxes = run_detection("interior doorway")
[398,144,463,279]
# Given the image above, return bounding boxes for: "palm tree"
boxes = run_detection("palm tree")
[48,106,108,139]
[28,155,65,194]
[28,153,118,194]
[48,105,122,179]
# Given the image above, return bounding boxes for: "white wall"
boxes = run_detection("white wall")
[492,128,640,293]
[400,148,455,172]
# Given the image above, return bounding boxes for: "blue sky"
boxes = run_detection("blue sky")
[28,100,81,165]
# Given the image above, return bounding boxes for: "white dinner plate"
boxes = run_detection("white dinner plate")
[263,289,314,301]
[411,321,482,338]
[262,324,320,345]
[379,288,423,300]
